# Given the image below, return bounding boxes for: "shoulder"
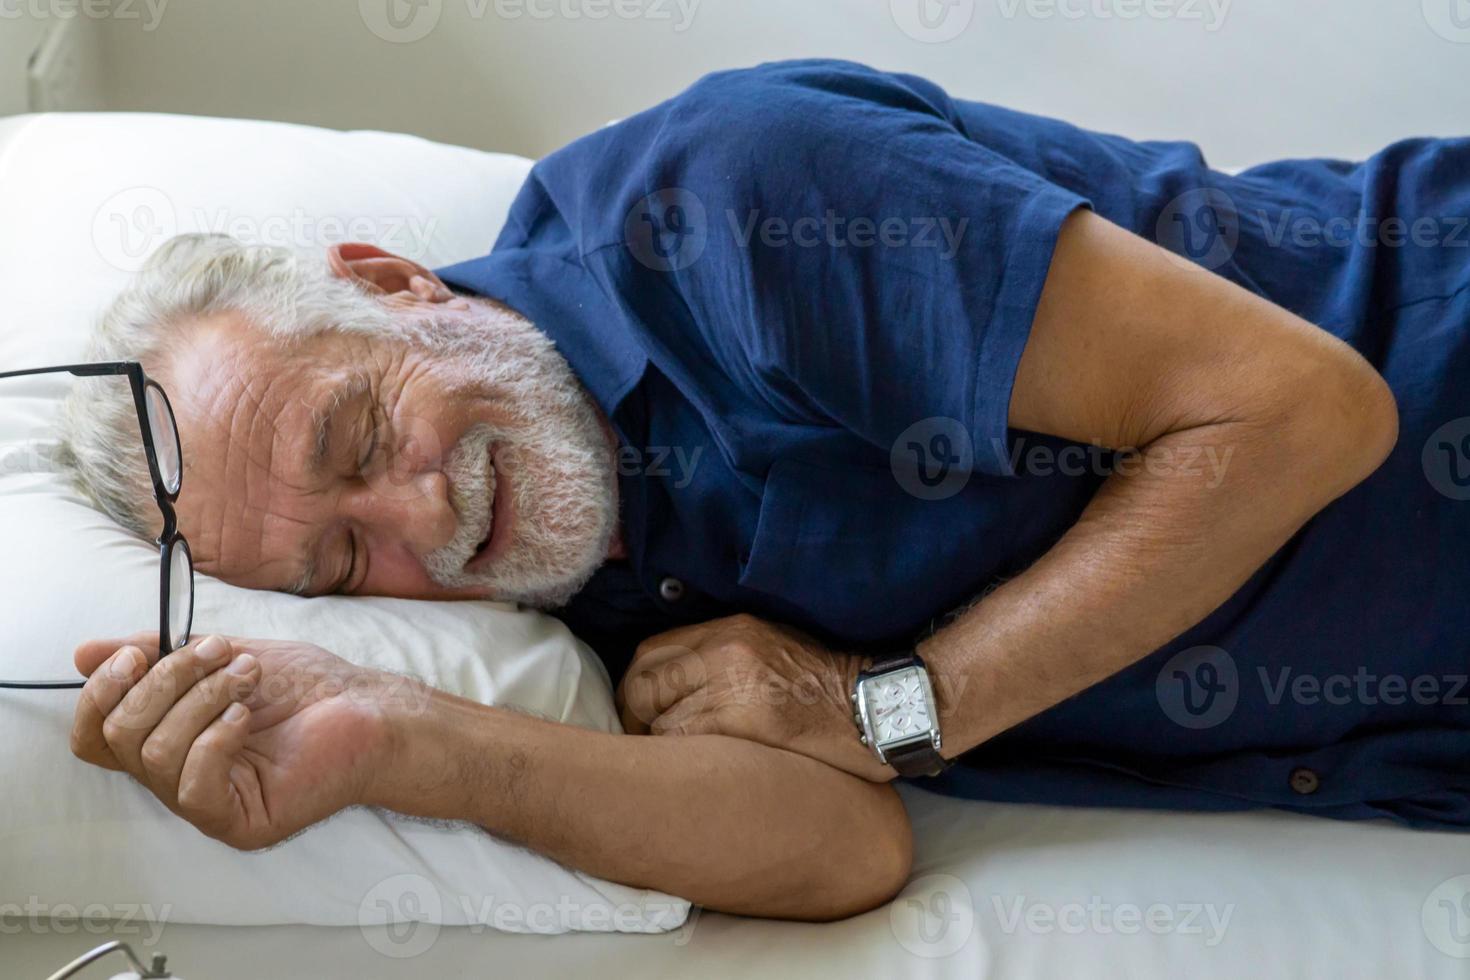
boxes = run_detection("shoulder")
[670,59,960,142]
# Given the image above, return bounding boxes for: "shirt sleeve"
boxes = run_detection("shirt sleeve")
[662,61,1091,478]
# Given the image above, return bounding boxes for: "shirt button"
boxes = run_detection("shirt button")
[1289,767,1320,795]
[658,576,686,603]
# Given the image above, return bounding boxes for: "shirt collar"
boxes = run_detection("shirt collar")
[434,248,648,421]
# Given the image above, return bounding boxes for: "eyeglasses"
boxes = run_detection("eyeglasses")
[0,361,194,690]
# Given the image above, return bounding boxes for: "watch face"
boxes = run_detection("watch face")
[861,666,933,745]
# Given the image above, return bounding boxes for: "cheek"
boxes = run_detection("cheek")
[360,547,436,597]
[392,380,480,467]
[391,413,456,471]
[359,546,485,600]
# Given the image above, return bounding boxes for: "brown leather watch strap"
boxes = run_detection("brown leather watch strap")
[883,737,951,778]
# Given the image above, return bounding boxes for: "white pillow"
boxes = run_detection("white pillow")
[0,113,689,934]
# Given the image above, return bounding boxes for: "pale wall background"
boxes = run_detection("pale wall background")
[3,0,1469,168]
[0,12,51,116]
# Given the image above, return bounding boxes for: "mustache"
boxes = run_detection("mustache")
[422,423,497,583]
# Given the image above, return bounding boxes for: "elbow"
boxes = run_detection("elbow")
[803,784,914,922]
[1273,346,1399,497]
[1355,365,1400,475]
[847,796,915,918]
[869,806,916,909]
[1323,354,1400,486]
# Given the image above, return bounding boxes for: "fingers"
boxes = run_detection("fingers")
[71,644,153,770]
[176,702,253,840]
[139,643,260,800]
[105,635,235,772]
[75,631,160,677]
[71,636,253,799]
[651,698,726,738]
[628,621,716,668]
[618,651,707,735]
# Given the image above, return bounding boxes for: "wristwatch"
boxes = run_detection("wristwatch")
[850,652,951,778]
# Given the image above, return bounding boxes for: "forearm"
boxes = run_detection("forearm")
[367,685,912,920]
[923,384,1398,754]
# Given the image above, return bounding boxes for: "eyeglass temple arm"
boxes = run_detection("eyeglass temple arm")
[0,679,85,689]
[0,362,137,380]
[0,362,138,382]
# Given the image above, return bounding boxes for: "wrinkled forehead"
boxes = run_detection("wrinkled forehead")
[167,314,365,456]
[159,314,375,583]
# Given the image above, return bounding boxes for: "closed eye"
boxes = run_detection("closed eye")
[335,530,359,595]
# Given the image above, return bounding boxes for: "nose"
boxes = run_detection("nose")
[343,469,458,555]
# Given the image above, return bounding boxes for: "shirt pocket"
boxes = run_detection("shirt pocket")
[736,457,1021,645]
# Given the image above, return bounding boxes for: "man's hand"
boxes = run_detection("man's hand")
[616,614,892,782]
[71,632,415,851]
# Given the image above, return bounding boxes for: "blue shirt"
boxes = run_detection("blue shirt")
[437,60,1470,828]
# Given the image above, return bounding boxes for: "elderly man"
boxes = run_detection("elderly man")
[61,60,1468,919]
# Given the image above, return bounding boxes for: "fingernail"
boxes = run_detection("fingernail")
[226,653,257,677]
[109,647,140,680]
[196,635,229,663]
[223,703,248,723]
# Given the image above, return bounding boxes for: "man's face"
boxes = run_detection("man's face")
[160,251,618,607]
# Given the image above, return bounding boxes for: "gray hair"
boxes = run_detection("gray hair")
[58,233,396,539]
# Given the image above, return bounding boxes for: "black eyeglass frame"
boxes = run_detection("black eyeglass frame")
[0,361,194,690]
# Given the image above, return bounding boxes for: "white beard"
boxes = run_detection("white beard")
[415,306,616,609]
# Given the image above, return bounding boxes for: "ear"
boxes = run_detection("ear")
[326,243,458,304]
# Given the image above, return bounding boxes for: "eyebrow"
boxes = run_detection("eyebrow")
[308,374,372,475]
